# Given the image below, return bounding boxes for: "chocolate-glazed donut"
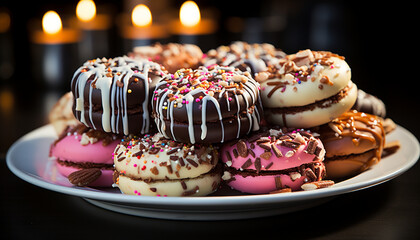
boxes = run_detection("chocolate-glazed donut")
[352,89,386,118]
[71,56,167,135]
[152,65,263,144]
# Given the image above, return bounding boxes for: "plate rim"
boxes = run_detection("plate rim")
[6,124,420,207]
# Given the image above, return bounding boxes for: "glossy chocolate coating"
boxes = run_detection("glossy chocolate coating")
[152,65,263,144]
[352,89,386,118]
[71,56,166,135]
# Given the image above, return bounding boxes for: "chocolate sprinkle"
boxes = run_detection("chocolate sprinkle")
[271,144,283,157]
[233,149,239,158]
[258,142,272,151]
[132,151,143,158]
[180,181,187,190]
[314,146,323,157]
[241,158,253,169]
[178,157,185,166]
[166,147,180,155]
[281,140,301,149]
[256,137,270,144]
[248,149,256,158]
[186,158,199,168]
[265,162,274,170]
[306,140,318,154]
[237,140,248,157]
[304,168,317,181]
[225,151,232,162]
[182,186,199,196]
[254,157,262,173]
[275,176,283,189]
[166,165,173,174]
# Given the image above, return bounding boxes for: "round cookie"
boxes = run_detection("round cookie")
[152,65,263,144]
[317,110,385,179]
[71,56,167,135]
[131,43,203,73]
[203,41,286,77]
[258,50,358,128]
[113,133,221,196]
[48,91,79,135]
[50,123,121,187]
[221,128,330,194]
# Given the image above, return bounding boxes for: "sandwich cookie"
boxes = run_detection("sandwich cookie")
[258,50,358,128]
[221,128,331,194]
[113,133,221,196]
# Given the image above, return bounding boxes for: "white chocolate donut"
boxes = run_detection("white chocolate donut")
[259,50,358,128]
[265,82,358,128]
[113,133,218,180]
[116,170,221,197]
[113,133,221,196]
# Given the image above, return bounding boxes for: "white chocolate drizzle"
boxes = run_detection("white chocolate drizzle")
[152,65,262,144]
[71,56,165,135]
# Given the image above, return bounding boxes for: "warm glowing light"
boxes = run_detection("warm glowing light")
[0,11,11,33]
[76,0,97,22]
[131,4,152,27]
[42,11,62,34]
[180,1,200,27]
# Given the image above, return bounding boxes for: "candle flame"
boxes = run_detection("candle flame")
[180,1,200,27]
[42,11,62,35]
[76,0,96,22]
[132,4,152,27]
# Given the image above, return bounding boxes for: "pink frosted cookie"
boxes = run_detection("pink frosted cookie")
[50,123,121,187]
[221,128,331,194]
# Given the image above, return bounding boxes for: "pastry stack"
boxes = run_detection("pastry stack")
[49,41,391,196]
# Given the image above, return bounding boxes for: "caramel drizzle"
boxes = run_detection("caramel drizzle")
[327,110,385,166]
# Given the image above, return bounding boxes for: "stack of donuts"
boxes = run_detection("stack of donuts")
[49,41,391,196]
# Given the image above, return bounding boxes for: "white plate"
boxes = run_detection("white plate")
[6,124,420,220]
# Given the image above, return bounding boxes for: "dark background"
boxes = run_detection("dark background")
[1,0,418,141]
[1,0,419,239]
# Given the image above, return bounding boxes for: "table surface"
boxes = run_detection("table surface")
[1,85,420,240]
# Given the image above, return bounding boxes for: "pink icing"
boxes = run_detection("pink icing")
[221,137,324,171]
[228,174,307,194]
[50,134,120,164]
[56,163,114,187]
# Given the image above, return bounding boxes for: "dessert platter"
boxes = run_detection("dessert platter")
[7,42,420,220]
